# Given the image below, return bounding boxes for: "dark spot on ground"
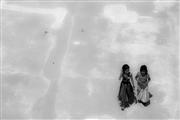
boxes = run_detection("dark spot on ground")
[44,30,48,34]
[81,29,84,32]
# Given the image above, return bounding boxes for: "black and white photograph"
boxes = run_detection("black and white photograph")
[0,0,180,119]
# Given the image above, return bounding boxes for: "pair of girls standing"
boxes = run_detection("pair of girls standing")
[118,64,151,111]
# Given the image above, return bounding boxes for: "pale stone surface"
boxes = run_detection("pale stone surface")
[1,0,179,119]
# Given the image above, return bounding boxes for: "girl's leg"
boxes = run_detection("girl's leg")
[121,106,125,111]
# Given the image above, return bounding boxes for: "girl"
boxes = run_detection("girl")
[135,65,151,106]
[118,64,136,110]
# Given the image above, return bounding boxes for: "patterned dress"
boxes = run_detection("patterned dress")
[118,72,136,108]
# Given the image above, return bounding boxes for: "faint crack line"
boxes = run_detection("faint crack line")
[58,16,75,82]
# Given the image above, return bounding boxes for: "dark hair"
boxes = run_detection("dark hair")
[122,64,129,73]
[140,65,148,75]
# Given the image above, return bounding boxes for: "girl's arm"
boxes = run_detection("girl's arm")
[119,71,122,80]
[144,74,151,88]
[130,73,135,88]
[147,74,151,82]
[135,72,139,81]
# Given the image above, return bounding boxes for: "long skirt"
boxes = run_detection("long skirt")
[118,81,136,108]
[137,86,150,106]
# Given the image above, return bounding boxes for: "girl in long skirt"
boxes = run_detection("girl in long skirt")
[135,65,152,106]
[118,64,136,111]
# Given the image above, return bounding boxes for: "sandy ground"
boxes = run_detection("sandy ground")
[1,0,180,119]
